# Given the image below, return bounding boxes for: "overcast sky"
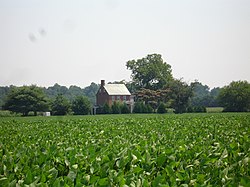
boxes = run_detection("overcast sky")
[0,0,249,89]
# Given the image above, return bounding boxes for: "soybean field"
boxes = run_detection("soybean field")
[0,113,249,186]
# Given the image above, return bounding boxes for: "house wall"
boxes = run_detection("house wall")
[96,87,109,106]
[97,93,131,106]
[108,95,130,105]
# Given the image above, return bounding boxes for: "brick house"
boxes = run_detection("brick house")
[96,80,134,112]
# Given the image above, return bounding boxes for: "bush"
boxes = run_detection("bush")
[0,110,21,117]
[51,94,71,115]
[157,103,167,114]
[121,103,130,114]
[187,106,207,113]
[103,102,111,114]
[111,101,121,114]
[146,104,153,113]
[133,102,143,113]
[72,96,91,115]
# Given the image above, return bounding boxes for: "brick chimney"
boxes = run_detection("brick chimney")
[101,80,105,87]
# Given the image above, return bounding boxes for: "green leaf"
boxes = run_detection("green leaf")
[0,178,8,186]
[67,171,76,182]
[152,175,164,187]
[157,154,166,167]
[98,178,109,186]
[90,176,100,184]
[24,170,33,184]
[52,178,61,187]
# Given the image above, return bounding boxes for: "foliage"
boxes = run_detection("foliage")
[133,102,143,113]
[0,86,11,108]
[146,104,154,113]
[218,80,250,112]
[102,102,111,114]
[133,101,149,114]
[0,110,21,117]
[133,102,152,113]
[111,101,121,114]
[51,94,71,115]
[190,81,220,107]
[45,82,99,105]
[0,113,249,186]
[121,103,130,114]
[157,102,167,113]
[72,96,91,115]
[82,82,99,105]
[126,54,173,90]
[135,88,170,111]
[168,79,193,114]
[187,106,207,113]
[3,85,49,116]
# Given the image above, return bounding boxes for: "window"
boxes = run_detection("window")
[112,96,115,101]
[117,96,120,100]
[123,96,127,101]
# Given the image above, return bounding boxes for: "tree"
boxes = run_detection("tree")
[0,86,11,109]
[168,79,193,114]
[72,96,91,115]
[190,81,220,107]
[102,102,111,114]
[121,103,130,114]
[132,102,152,113]
[3,85,49,116]
[126,54,173,90]
[134,88,171,112]
[157,102,167,114]
[210,87,221,107]
[218,80,250,112]
[190,81,210,106]
[51,94,71,115]
[133,102,143,113]
[83,82,99,105]
[111,101,121,114]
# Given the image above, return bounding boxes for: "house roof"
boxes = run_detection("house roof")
[104,84,131,95]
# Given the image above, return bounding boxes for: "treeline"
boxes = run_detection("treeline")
[1,85,93,116]
[0,83,99,108]
[124,54,249,113]
[0,53,249,115]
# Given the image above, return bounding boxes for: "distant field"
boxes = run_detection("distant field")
[206,107,224,113]
[0,113,249,186]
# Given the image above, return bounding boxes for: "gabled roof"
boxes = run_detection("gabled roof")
[104,84,131,95]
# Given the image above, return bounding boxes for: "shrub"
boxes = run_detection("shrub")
[111,101,121,114]
[103,102,111,114]
[157,102,167,114]
[121,103,130,114]
[72,96,91,115]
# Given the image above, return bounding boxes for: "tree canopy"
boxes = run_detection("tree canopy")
[72,96,91,115]
[3,85,49,116]
[168,79,193,113]
[126,54,173,90]
[51,94,71,115]
[218,80,250,112]
[190,81,220,107]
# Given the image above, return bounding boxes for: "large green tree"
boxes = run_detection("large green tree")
[190,81,220,107]
[72,96,91,115]
[83,82,99,105]
[3,85,49,116]
[51,94,71,115]
[168,79,193,114]
[126,54,173,90]
[218,80,250,112]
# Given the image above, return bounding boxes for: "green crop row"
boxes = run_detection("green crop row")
[0,113,249,186]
